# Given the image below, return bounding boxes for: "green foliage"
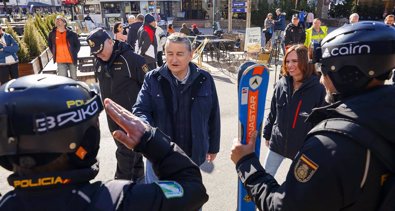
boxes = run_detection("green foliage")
[298,0,314,13]
[23,17,46,61]
[329,0,384,19]
[3,14,57,63]
[33,13,50,46]
[368,2,385,20]
[42,14,59,45]
[274,0,295,20]
[5,22,30,63]
[351,3,359,14]
[328,0,355,18]
[250,0,315,27]
[251,0,271,27]
[44,13,57,32]
[357,5,369,19]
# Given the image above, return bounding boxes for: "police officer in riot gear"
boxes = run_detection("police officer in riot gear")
[231,21,395,211]
[0,74,208,210]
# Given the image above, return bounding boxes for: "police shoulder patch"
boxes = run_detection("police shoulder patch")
[155,180,184,199]
[142,64,149,73]
[294,154,319,183]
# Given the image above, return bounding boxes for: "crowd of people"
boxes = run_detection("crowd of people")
[0,9,394,211]
[262,10,395,57]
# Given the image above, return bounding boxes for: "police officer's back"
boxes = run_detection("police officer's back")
[231,22,395,210]
[0,75,208,210]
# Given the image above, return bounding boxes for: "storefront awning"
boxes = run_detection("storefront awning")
[27,2,53,7]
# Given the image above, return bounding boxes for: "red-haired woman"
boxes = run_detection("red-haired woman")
[262,44,326,176]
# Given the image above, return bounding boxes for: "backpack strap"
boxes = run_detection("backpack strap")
[308,117,395,172]
[308,118,381,149]
[307,118,377,188]
[308,118,395,210]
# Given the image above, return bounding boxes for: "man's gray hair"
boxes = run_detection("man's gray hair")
[128,15,135,20]
[165,32,192,52]
[136,14,144,22]
[349,13,359,22]
[350,13,359,18]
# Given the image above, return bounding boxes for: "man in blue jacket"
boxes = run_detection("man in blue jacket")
[273,8,286,32]
[133,32,221,183]
[273,8,286,55]
[0,25,19,85]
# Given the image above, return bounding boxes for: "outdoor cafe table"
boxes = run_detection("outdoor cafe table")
[77,46,95,72]
[203,38,235,62]
[196,34,217,40]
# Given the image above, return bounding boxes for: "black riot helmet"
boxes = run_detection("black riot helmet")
[0,75,103,171]
[317,21,395,97]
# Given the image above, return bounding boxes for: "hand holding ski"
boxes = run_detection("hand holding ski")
[236,62,270,211]
[231,131,257,164]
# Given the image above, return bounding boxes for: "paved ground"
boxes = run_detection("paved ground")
[0,59,292,211]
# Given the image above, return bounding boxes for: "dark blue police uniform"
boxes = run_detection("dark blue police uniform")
[0,128,209,211]
[236,85,395,211]
[94,39,149,180]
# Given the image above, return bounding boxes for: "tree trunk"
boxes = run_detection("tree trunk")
[316,0,323,18]
[3,0,7,11]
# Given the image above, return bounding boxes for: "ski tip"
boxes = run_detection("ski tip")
[238,61,257,73]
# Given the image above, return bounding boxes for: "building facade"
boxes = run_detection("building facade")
[100,0,181,24]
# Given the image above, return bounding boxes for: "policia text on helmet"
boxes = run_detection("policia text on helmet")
[311,21,395,98]
[0,74,209,210]
[0,74,103,172]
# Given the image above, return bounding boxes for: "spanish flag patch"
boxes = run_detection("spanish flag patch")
[294,154,319,183]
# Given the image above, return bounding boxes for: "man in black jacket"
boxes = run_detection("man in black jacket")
[0,75,208,210]
[231,22,395,211]
[123,14,135,35]
[284,15,305,47]
[127,14,143,52]
[87,28,149,181]
[48,15,80,80]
